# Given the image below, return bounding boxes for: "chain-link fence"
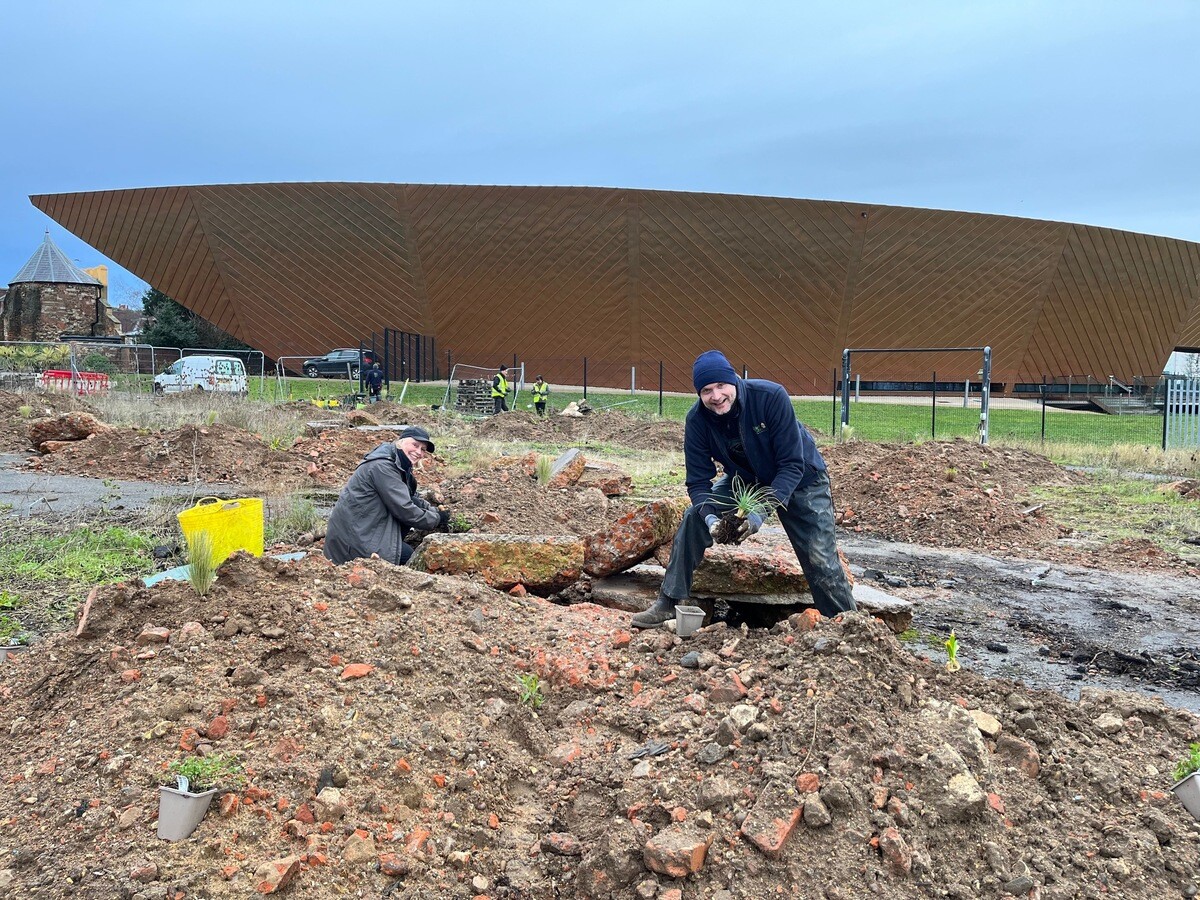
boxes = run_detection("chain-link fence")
[2,339,1190,450]
[832,370,1178,448]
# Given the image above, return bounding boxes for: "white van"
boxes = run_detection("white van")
[153,356,248,395]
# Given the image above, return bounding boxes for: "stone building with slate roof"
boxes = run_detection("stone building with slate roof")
[1,232,120,342]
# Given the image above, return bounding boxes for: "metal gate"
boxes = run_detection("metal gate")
[1165,377,1200,449]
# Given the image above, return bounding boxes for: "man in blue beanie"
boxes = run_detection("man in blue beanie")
[632,350,856,628]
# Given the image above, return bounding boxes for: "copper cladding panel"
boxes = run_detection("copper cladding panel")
[30,184,1200,391]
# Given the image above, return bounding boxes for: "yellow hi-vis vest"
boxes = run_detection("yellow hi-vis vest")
[491,373,509,398]
[531,382,549,402]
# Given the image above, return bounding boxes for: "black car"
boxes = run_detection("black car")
[302,349,374,379]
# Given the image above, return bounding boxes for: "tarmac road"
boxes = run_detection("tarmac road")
[0,453,236,518]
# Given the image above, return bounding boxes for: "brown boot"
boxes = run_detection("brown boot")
[631,596,676,629]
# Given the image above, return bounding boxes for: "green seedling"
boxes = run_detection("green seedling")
[187,531,216,596]
[516,673,546,709]
[447,512,472,533]
[167,752,244,793]
[945,467,958,482]
[1174,743,1200,783]
[17,405,32,418]
[944,630,961,673]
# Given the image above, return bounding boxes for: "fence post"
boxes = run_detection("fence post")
[446,350,452,381]
[831,369,838,436]
[931,371,937,439]
[1162,378,1171,451]
[840,350,851,432]
[1041,376,1047,443]
[658,362,664,416]
[979,346,992,445]
[583,357,588,399]
[631,366,636,395]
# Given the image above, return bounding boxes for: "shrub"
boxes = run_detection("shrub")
[1174,743,1200,783]
[80,352,117,375]
[167,753,244,792]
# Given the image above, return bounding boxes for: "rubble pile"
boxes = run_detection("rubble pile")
[1,551,1198,899]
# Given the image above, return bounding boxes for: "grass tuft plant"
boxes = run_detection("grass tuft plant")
[187,531,217,596]
[706,476,781,543]
[535,455,554,487]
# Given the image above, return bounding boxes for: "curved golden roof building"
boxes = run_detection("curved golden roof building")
[30,183,1200,392]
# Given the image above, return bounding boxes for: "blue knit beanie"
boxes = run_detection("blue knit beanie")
[692,350,739,393]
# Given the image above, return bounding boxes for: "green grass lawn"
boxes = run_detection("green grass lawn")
[113,372,1169,451]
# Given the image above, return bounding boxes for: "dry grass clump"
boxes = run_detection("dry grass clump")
[86,393,307,449]
[1001,438,1200,479]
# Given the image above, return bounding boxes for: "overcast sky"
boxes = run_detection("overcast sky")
[3,1,1199,338]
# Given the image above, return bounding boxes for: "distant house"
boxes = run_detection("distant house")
[1,232,120,342]
[112,304,144,340]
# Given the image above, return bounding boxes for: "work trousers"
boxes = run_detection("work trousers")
[660,472,856,617]
[493,397,508,415]
[535,401,546,417]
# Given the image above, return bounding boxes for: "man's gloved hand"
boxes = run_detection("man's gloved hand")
[734,512,763,544]
[705,514,721,540]
[437,509,451,530]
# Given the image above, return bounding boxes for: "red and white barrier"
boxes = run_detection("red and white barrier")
[39,370,111,394]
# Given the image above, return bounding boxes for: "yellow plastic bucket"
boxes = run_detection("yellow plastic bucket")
[176,497,264,566]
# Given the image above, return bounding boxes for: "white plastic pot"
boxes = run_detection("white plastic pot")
[675,605,706,637]
[157,786,218,840]
[0,646,29,666]
[1172,772,1200,821]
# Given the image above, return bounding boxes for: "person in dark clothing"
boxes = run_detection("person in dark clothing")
[323,426,449,566]
[491,364,511,415]
[632,350,857,628]
[365,362,384,403]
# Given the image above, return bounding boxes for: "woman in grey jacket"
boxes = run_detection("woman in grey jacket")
[323,426,449,566]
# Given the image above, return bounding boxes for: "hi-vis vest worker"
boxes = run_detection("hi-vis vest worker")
[531,380,549,402]
[491,371,509,398]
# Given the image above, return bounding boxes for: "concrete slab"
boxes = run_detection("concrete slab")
[590,563,913,632]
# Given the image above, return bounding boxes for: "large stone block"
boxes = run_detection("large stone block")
[548,448,587,488]
[583,499,688,577]
[29,411,109,451]
[413,533,584,592]
[692,537,854,596]
[577,463,633,497]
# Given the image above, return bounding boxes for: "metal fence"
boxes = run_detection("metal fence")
[832,370,1176,449]
[1,337,1191,451]
[1165,377,1200,450]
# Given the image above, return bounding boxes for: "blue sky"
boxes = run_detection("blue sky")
[3,0,1199,364]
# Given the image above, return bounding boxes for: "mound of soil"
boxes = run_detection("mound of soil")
[1,552,1198,899]
[28,423,304,487]
[825,440,1081,552]
[472,408,684,452]
[436,468,631,536]
[0,390,96,452]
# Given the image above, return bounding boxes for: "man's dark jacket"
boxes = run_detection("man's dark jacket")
[323,443,441,565]
[685,377,827,521]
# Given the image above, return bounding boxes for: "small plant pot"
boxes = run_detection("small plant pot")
[1172,773,1200,820]
[675,605,706,637]
[157,786,218,840]
[0,645,29,666]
